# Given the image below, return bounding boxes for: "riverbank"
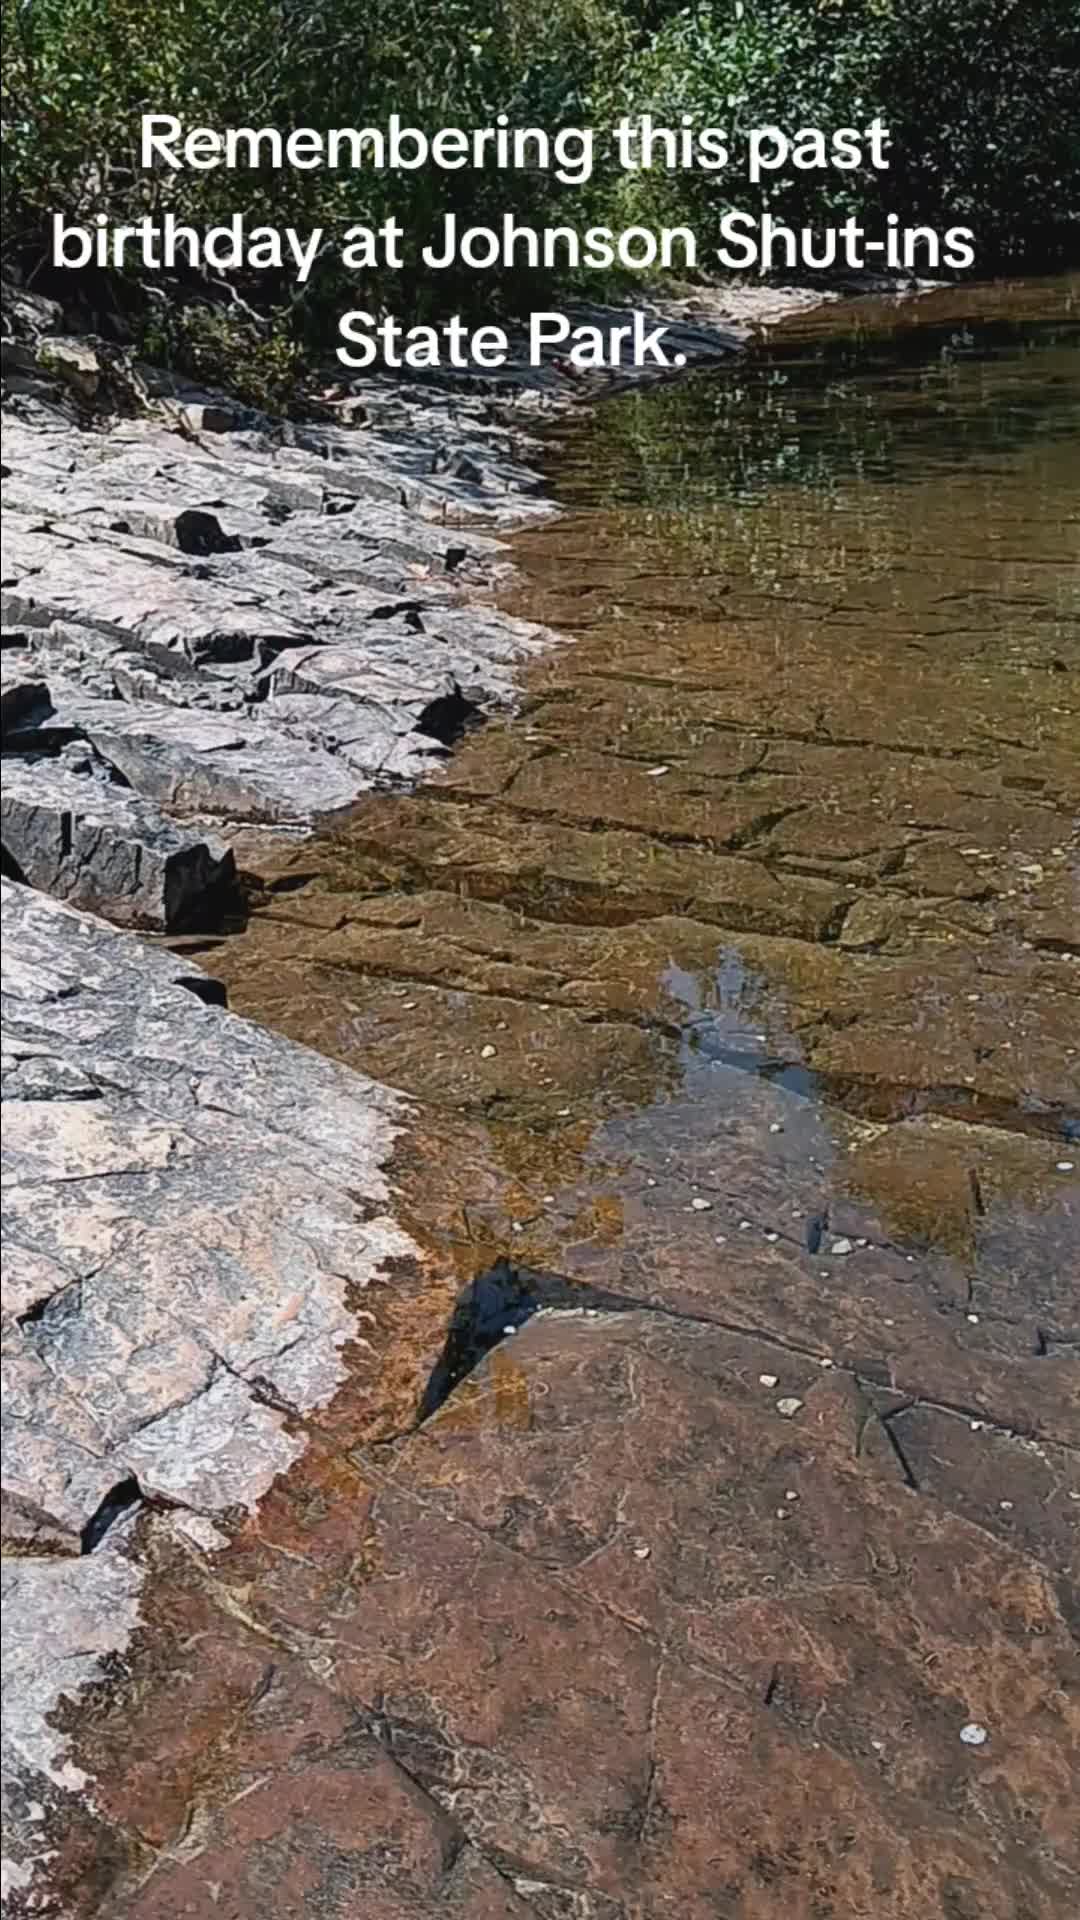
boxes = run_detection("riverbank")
[2,276,1077,1918]
[1,274,822,1913]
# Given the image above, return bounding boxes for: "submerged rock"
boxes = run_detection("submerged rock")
[0,877,426,1902]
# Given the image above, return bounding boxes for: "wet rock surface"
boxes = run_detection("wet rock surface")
[2,281,1078,1916]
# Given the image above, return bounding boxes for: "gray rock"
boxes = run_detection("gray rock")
[0,654,51,738]
[1,1544,145,1904]
[17,684,368,825]
[263,691,450,784]
[2,515,310,666]
[0,333,573,940]
[35,335,102,402]
[1,757,237,928]
[0,877,418,1533]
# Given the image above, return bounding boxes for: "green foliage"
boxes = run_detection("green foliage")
[1,0,626,312]
[615,1,1080,255]
[2,0,1076,395]
[140,302,304,411]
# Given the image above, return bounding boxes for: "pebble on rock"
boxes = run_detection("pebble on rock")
[776,1397,804,1419]
[960,1723,989,1747]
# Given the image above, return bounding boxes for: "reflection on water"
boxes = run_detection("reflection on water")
[563,278,1079,509]
[216,277,1078,1390]
[496,278,1079,1304]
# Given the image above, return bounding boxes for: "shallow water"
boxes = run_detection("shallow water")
[214,276,1079,1402]
[116,276,1080,1920]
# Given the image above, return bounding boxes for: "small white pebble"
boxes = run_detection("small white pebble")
[967,1313,980,1324]
[776,1397,804,1419]
[884,1318,895,1327]
[502,1324,516,1336]
[960,1723,989,1747]
[543,1194,555,1204]
[785,1489,799,1501]
[769,1122,784,1134]
[970,1420,984,1432]
[870,1738,885,1753]
[999,1500,1013,1511]
[759,1373,779,1388]
[646,1178,657,1188]
[633,1544,651,1559]
[819,1357,834,1369]
[830,1237,854,1256]
[1056,1161,1074,1173]
[511,1221,523,1235]
[739,1220,752,1232]
[776,1507,790,1520]
[646,766,669,778]
[480,1044,497,1059]
[714,1234,727,1246]
[765,1231,778,1243]
[690,1197,712,1212]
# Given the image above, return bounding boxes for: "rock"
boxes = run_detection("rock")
[1,278,63,342]
[1,1546,146,1902]
[15,685,367,826]
[0,394,558,856]
[35,336,102,402]
[0,877,417,1519]
[1,757,237,929]
[178,400,238,435]
[264,640,471,738]
[0,878,430,1908]
[0,653,51,738]
[960,1722,990,1747]
[838,894,897,949]
[2,514,310,667]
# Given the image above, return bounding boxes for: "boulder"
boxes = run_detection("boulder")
[1,757,237,929]
[0,876,416,1533]
[10,686,368,825]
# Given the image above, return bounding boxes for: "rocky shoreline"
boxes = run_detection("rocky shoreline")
[2,279,1077,1919]
[1,281,819,1913]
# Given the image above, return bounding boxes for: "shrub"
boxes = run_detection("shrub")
[1,0,627,328]
[613,0,1080,262]
[1,0,1075,389]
